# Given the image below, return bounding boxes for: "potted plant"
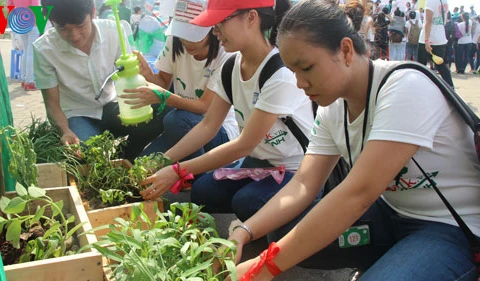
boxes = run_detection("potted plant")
[63,131,171,236]
[88,202,237,281]
[1,185,103,281]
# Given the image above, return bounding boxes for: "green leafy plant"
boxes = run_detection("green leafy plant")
[63,131,141,209]
[0,185,85,265]
[1,126,38,188]
[128,152,172,190]
[86,202,237,281]
[25,116,66,164]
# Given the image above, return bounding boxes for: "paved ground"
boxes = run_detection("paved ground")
[1,38,479,280]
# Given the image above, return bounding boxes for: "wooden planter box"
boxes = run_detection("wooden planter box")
[67,159,164,280]
[36,162,67,188]
[3,186,103,281]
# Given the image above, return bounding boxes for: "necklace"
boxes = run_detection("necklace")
[343,60,374,167]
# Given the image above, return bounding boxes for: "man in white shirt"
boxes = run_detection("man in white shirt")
[33,0,164,161]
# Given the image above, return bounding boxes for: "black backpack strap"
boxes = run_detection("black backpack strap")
[376,62,480,132]
[259,54,311,153]
[258,53,284,90]
[221,53,237,104]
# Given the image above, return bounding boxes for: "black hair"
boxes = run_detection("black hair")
[236,0,291,46]
[344,0,365,32]
[409,10,416,20]
[462,12,470,33]
[172,30,220,68]
[42,0,94,26]
[278,0,367,55]
[133,7,142,14]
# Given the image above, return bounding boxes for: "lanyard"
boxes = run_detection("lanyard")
[343,60,374,167]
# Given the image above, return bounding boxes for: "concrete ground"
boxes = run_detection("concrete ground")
[1,38,479,280]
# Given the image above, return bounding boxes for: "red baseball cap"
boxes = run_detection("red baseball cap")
[190,0,275,27]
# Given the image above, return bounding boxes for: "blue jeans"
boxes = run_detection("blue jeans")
[405,43,418,61]
[68,102,164,161]
[191,170,295,222]
[268,198,477,280]
[141,109,229,160]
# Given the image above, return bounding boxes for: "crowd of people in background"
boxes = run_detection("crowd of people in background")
[363,1,479,76]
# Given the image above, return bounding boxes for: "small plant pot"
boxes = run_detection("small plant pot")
[3,187,103,281]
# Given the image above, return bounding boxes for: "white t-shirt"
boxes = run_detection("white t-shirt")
[419,0,448,45]
[307,59,480,236]
[33,20,129,120]
[211,48,313,170]
[458,20,473,44]
[155,37,239,141]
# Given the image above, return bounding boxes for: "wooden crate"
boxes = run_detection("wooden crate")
[36,162,67,188]
[3,186,103,281]
[87,199,164,237]
[66,159,165,280]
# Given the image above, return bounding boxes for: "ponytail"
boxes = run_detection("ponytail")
[269,0,292,45]
[252,0,291,46]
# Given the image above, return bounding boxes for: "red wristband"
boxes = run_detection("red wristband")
[170,163,194,194]
[241,242,282,281]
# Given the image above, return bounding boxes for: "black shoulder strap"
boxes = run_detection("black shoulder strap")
[377,62,480,132]
[222,52,312,153]
[377,61,480,248]
[259,53,284,91]
[221,53,237,104]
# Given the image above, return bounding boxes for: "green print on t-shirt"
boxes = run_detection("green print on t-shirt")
[386,166,439,191]
[264,130,288,147]
[195,89,204,98]
[176,78,186,90]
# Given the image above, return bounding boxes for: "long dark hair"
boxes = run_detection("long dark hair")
[278,0,367,55]
[172,30,220,68]
[235,0,291,46]
[462,12,470,33]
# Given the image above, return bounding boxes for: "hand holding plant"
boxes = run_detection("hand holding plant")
[140,165,179,200]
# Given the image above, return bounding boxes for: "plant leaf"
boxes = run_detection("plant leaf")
[32,205,46,222]
[28,185,46,198]
[16,184,28,197]
[4,197,27,214]
[6,220,22,248]
[0,197,10,213]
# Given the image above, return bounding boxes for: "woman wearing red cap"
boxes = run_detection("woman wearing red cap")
[231,0,480,280]
[140,0,314,223]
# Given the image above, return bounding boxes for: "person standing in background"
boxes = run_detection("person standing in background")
[7,0,41,91]
[455,12,472,74]
[418,0,454,87]
[118,0,131,22]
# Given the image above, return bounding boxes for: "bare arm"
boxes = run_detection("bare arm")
[121,51,214,114]
[424,9,433,53]
[235,140,419,280]
[41,87,79,145]
[140,96,280,200]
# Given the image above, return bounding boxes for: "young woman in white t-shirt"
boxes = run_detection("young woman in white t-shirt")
[455,12,473,74]
[228,1,480,280]
[120,0,238,161]
[139,0,313,222]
